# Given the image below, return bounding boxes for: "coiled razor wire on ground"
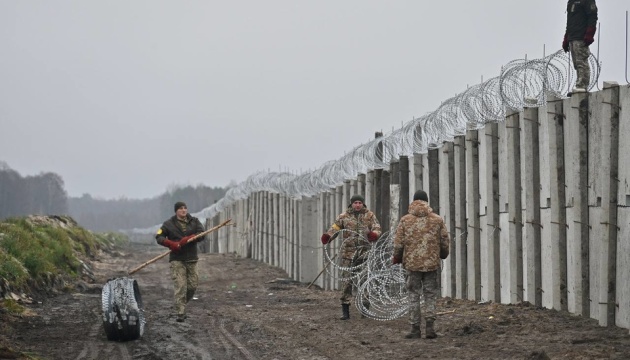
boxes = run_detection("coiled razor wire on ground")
[320,230,408,321]
[321,227,497,321]
[321,230,409,321]
[102,277,145,341]
[130,49,600,240]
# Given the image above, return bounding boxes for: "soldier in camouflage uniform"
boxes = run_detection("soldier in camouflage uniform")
[392,190,449,339]
[321,194,381,320]
[562,0,598,93]
[155,201,206,322]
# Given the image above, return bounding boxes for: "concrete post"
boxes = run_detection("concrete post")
[327,189,338,290]
[454,135,468,299]
[465,130,481,301]
[374,169,383,224]
[358,173,366,198]
[545,96,568,311]
[273,193,280,267]
[299,196,319,283]
[343,180,351,209]
[366,170,375,210]
[481,122,501,302]
[505,109,523,304]
[412,153,424,197]
[229,202,237,253]
[428,149,440,215]
[279,194,286,271]
[616,85,630,330]
[440,142,456,297]
[381,170,391,234]
[255,192,261,260]
[317,192,327,289]
[291,199,302,279]
[212,213,220,253]
[264,192,270,263]
[588,82,620,326]
[391,160,400,185]
[564,93,590,316]
[522,106,542,307]
[399,156,410,219]
[390,184,400,232]
[390,160,400,224]
[253,192,260,260]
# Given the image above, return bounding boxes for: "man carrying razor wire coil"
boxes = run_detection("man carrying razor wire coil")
[321,194,382,320]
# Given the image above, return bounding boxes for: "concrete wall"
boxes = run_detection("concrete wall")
[205,84,630,331]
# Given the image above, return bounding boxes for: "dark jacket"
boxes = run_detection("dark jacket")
[566,0,598,41]
[155,214,206,262]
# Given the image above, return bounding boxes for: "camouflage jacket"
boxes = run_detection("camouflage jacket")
[393,200,449,272]
[325,205,382,260]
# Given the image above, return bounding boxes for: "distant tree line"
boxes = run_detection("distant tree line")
[0,161,228,232]
[68,185,227,232]
[0,161,68,218]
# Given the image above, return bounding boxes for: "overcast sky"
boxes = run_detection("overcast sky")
[1,1,628,200]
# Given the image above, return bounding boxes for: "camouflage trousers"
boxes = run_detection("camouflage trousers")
[570,40,591,89]
[339,257,368,306]
[170,260,198,316]
[406,270,439,326]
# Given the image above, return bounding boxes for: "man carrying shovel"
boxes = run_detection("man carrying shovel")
[156,201,206,322]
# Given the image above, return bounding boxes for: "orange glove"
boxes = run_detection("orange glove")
[367,232,379,242]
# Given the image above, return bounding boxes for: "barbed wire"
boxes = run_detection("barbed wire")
[129,50,600,236]
[335,227,495,321]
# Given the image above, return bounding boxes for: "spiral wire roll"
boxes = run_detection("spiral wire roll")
[131,50,600,249]
[102,277,145,341]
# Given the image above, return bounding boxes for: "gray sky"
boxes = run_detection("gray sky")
[1,1,628,199]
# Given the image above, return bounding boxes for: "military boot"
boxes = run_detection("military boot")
[340,304,350,320]
[405,324,421,339]
[425,318,437,339]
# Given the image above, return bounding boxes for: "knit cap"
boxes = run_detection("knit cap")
[174,201,187,212]
[413,190,429,202]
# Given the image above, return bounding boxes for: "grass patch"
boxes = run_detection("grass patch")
[0,299,25,315]
[0,216,129,294]
[0,249,29,288]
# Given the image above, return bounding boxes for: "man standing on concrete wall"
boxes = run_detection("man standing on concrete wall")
[155,201,206,322]
[562,0,598,93]
[321,194,381,320]
[392,190,449,339]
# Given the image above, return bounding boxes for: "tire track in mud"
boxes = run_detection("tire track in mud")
[152,319,213,360]
[218,318,256,360]
[207,317,235,358]
[201,315,258,360]
[74,321,132,360]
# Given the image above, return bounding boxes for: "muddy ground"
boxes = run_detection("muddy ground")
[2,243,630,360]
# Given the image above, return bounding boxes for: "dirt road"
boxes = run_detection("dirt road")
[4,244,630,359]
